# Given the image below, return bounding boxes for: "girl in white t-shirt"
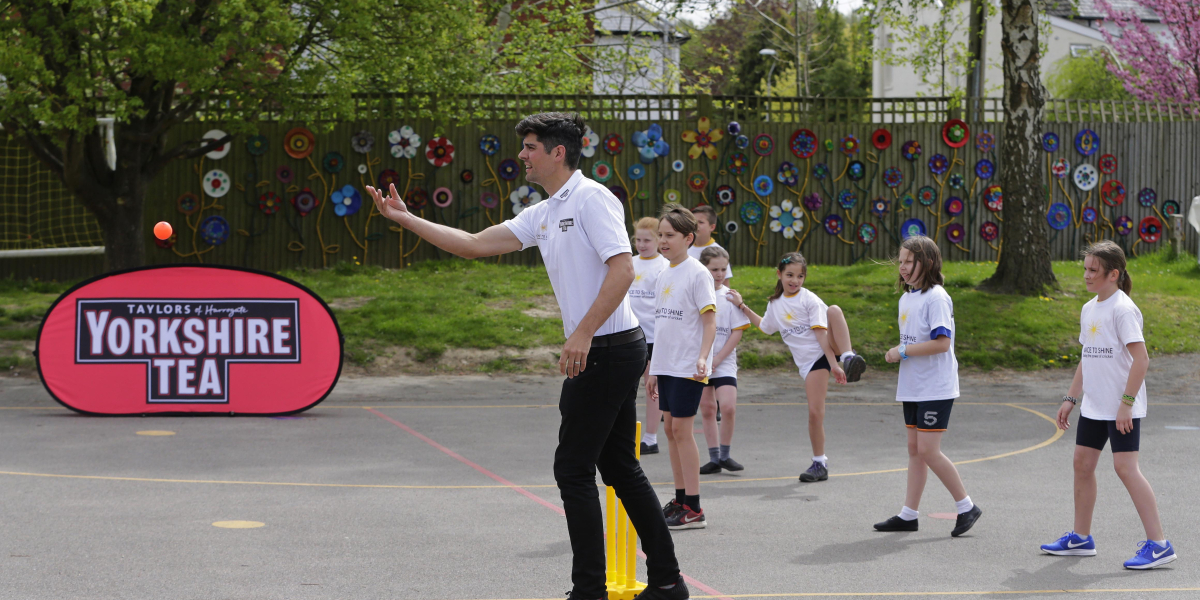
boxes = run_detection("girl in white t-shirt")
[696,246,752,474]
[629,216,670,456]
[874,235,981,537]
[727,251,867,483]
[1040,240,1175,569]
[646,203,716,530]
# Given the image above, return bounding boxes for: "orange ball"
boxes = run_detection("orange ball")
[153,221,173,240]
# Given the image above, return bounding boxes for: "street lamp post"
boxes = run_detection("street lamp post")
[759,48,778,121]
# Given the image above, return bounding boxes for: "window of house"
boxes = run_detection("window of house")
[1070,44,1092,57]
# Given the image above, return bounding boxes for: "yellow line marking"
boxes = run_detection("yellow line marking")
[449,590,1200,600]
[136,430,175,436]
[212,520,264,529]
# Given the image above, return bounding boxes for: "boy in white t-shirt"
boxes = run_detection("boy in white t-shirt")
[629,216,670,455]
[687,205,732,280]
[647,204,716,530]
[1040,240,1175,569]
[696,246,752,474]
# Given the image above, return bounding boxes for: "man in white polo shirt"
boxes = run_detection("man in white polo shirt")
[366,113,686,600]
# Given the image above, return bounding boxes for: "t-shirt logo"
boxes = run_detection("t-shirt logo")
[783,310,796,323]
[660,283,674,300]
[560,188,571,199]
[1084,320,1102,342]
[559,218,575,232]
[900,310,909,325]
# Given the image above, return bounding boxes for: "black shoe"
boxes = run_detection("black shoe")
[662,498,684,519]
[718,457,744,471]
[633,576,690,599]
[874,515,919,532]
[641,442,659,455]
[842,354,867,383]
[798,460,828,482]
[699,461,722,475]
[565,592,604,600]
[951,504,982,537]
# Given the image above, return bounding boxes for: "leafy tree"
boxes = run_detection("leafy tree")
[1095,0,1200,106]
[1046,51,1135,100]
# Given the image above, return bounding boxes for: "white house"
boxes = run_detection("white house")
[591,0,691,95]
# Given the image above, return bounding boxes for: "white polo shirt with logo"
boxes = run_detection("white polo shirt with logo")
[503,170,638,339]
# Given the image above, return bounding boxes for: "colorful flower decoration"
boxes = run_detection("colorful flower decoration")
[1073,163,1098,191]
[479,134,501,157]
[883,167,903,188]
[942,119,969,148]
[688,172,708,192]
[672,159,685,172]
[901,140,922,161]
[203,169,231,198]
[332,184,362,217]
[1101,180,1125,206]
[1139,216,1162,243]
[636,190,649,202]
[664,189,682,203]
[824,215,844,236]
[1082,207,1098,224]
[753,133,775,157]
[276,165,294,184]
[1137,187,1157,207]
[177,193,199,215]
[715,185,736,206]
[425,137,455,167]
[803,193,822,212]
[199,131,226,161]
[848,161,866,181]
[735,135,750,149]
[871,128,892,151]
[406,187,428,211]
[975,159,994,180]
[378,169,401,190]
[480,191,499,209]
[432,187,453,208]
[946,223,966,244]
[1042,132,1060,153]
[839,135,859,157]
[813,163,830,180]
[681,117,723,160]
[980,221,999,242]
[753,174,774,196]
[871,197,890,217]
[928,154,949,175]
[604,133,624,155]
[460,169,474,184]
[949,173,964,189]
[1099,154,1118,174]
[824,139,835,152]
[284,127,315,159]
[838,189,858,210]
[945,196,964,217]
[199,216,230,246]
[726,152,749,175]
[351,131,374,154]
[155,232,175,250]
[246,135,269,156]
[1075,129,1099,156]
[1047,202,1071,230]
[769,200,804,239]
[498,158,520,181]
[740,202,764,225]
[1052,158,1070,179]
[727,122,742,136]
[510,185,542,214]
[790,129,817,159]
[634,124,669,163]
[901,218,927,239]
[777,162,799,187]
[357,164,368,174]
[389,126,421,159]
[292,188,318,216]
[627,163,646,181]
[976,131,995,154]
[1116,215,1134,235]
[858,223,877,245]
[725,221,739,234]
[592,160,612,183]
[581,128,600,158]
[1163,199,1181,216]
[984,185,1003,212]
[917,185,937,206]
[259,191,282,215]
[900,193,915,208]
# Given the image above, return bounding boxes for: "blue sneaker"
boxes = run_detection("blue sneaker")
[1124,540,1177,570]
[1041,532,1097,556]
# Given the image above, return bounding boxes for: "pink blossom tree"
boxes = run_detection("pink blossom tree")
[1096,0,1200,106]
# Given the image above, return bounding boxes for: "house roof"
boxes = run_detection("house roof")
[593,0,691,43]
[1043,0,1160,22]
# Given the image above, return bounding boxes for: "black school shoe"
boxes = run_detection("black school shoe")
[718,457,744,471]
[951,505,983,537]
[641,442,659,455]
[874,515,919,532]
[699,461,722,474]
[843,354,867,382]
[633,576,690,600]
[798,460,828,482]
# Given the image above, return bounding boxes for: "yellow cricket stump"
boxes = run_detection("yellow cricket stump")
[605,421,648,600]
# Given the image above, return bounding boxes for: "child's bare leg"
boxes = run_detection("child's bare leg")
[827,305,854,356]
[905,427,928,509]
[699,387,719,452]
[1073,445,1101,536]
[644,365,661,437]
[717,386,737,446]
[1113,452,1165,541]
[804,371,829,457]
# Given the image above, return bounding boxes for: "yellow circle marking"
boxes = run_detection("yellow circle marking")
[136,430,176,436]
[212,520,265,529]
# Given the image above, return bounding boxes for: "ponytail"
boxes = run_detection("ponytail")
[1082,240,1132,296]
[1119,269,1132,296]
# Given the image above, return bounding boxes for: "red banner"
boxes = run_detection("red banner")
[37,265,342,415]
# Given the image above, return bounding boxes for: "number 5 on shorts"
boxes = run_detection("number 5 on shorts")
[924,411,938,427]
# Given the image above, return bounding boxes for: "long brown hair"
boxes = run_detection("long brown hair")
[1083,240,1132,295]
[897,236,944,293]
[769,252,808,301]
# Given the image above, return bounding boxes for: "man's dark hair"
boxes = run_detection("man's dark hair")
[515,112,586,170]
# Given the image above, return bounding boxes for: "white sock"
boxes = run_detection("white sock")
[955,496,974,514]
[642,432,657,445]
[899,506,919,521]
[840,351,854,362]
[812,455,827,465]
[1154,539,1167,546]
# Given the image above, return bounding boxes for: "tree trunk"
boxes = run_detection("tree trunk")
[979,0,1057,296]
[96,189,146,272]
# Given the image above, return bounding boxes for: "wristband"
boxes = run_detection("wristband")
[1062,395,1078,405]
[1121,394,1137,407]
[898,344,908,360]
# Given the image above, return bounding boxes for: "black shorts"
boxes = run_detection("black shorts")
[903,399,955,432]
[1076,415,1141,452]
[705,376,737,389]
[646,343,654,366]
[809,355,831,373]
[657,375,705,418]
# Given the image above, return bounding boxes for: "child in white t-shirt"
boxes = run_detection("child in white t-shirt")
[696,246,751,474]
[1040,240,1175,569]
[727,252,866,483]
[687,205,732,280]
[647,203,716,530]
[629,216,670,456]
[874,235,981,537]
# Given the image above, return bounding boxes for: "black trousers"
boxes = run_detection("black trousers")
[554,337,680,597]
